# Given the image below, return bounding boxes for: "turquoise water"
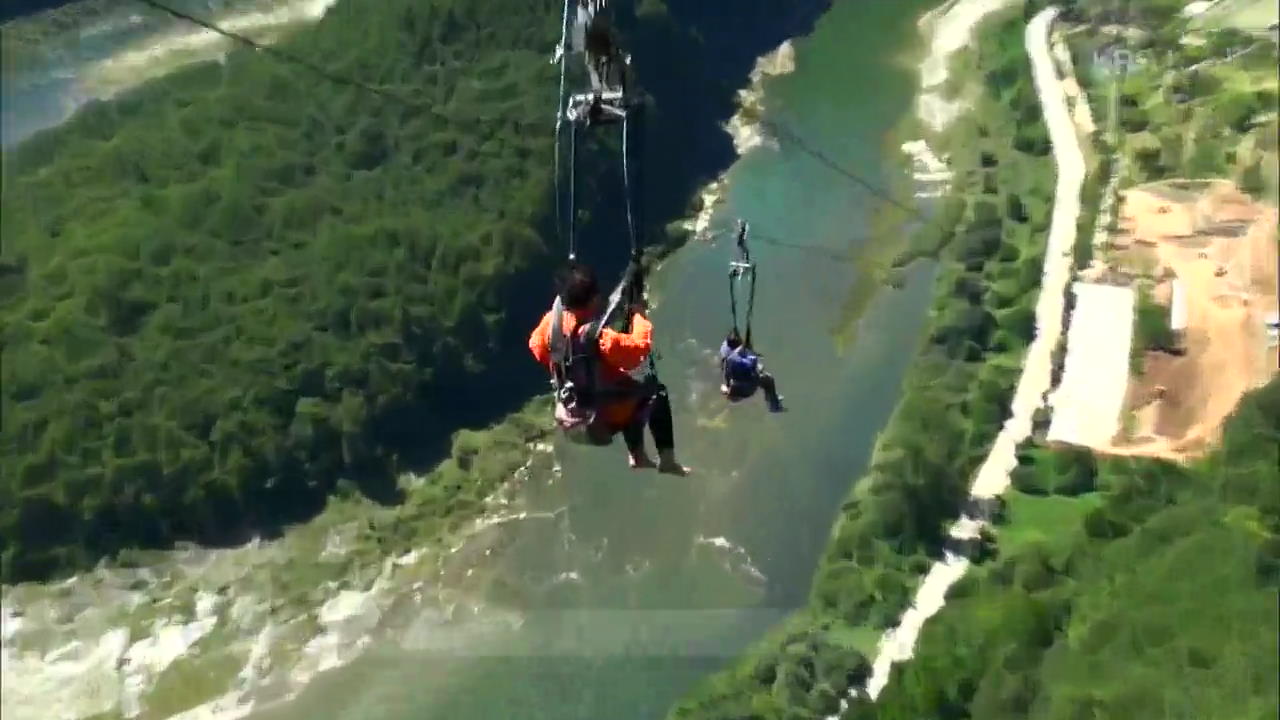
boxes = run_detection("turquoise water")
[0,0,313,146]
[248,1,940,718]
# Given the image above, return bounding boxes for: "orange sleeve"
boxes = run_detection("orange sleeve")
[598,313,652,372]
[529,311,553,366]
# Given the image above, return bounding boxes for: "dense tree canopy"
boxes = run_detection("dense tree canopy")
[870,379,1280,720]
[0,0,831,582]
[1,0,572,582]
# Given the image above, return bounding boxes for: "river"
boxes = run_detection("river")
[0,0,336,147]
[244,1,939,718]
[2,1,944,718]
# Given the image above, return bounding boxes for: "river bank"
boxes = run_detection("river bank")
[242,1,942,717]
[0,5,844,718]
[669,1,1070,716]
[0,0,338,147]
[861,3,1280,713]
[861,4,1085,703]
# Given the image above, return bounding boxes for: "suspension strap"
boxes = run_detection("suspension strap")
[553,0,571,255]
[621,111,637,254]
[548,264,632,393]
[568,122,578,260]
[728,269,740,336]
[620,107,657,378]
[728,219,757,348]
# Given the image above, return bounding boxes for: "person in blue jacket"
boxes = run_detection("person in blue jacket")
[719,331,784,412]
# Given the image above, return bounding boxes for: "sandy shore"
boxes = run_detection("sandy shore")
[677,39,798,246]
[84,0,337,102]
[898,0,1018,210]
[916,0,1018,132]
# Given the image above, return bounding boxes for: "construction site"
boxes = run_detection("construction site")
[1048,179,1278,461]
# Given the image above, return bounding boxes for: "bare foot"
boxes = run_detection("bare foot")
[629,454,657,470]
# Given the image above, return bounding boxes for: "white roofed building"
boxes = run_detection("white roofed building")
[1047,282,1137,449]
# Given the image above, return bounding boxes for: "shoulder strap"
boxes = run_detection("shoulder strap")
[548,296,606,387]
[549,296,568,363]
[579,316,604,349]
[549,296,574,389]
[574,317,605,383]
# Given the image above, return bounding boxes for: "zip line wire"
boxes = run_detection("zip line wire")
[700,227,868,265]
[132,0,427,108]
[757,117,958,245]
[131,0,948,267]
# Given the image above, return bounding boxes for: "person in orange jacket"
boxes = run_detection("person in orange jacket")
[529,263,689,475]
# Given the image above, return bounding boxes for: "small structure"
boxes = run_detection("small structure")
[1092,44,1144,74]
[1266,312,1280,348]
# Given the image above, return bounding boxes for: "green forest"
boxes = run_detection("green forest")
[855,6,1280,718]
[862,380,1279,720]
[669,11,1063,718]
[1,0,561,583]
[671,3,1280,718]
[0,0,829,583]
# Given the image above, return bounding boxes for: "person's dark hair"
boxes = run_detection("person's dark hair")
[725,332,743,350]
[585,13,613,55]
[558,262,600,310]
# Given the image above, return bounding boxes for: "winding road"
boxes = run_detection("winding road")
[852,4,1087,708]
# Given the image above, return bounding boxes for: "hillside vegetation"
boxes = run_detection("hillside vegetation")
[0,0,830,583]
[850,3,1280,718]
[1057,0,1280,197]
[862,378,1279,720]
[1,0,560,583]
[669,11,1062,718]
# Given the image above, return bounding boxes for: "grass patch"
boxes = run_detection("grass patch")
[997,490,1103,560]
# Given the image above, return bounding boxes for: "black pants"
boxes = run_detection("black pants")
[758,372,782,408]
[622,383,674,453]
[728,372,781,408]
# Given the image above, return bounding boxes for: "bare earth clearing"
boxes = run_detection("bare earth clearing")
[1099,180,1277,461]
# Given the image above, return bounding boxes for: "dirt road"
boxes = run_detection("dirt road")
[860,4,1085,705]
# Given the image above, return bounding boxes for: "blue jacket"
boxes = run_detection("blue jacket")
[719,342,761,388]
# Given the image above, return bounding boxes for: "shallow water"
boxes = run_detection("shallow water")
[0,0,332,147]
[246,2,940,718]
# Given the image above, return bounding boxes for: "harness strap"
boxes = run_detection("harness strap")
[728,266,756,348]
[548,260,642,396]
[622,112,637,253]
[728,219,757,348]
[553,0,571,253]
[548,295,571,387]
[568,123,578,260]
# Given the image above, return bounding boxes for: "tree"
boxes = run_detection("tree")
[1239,159,1266,199]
